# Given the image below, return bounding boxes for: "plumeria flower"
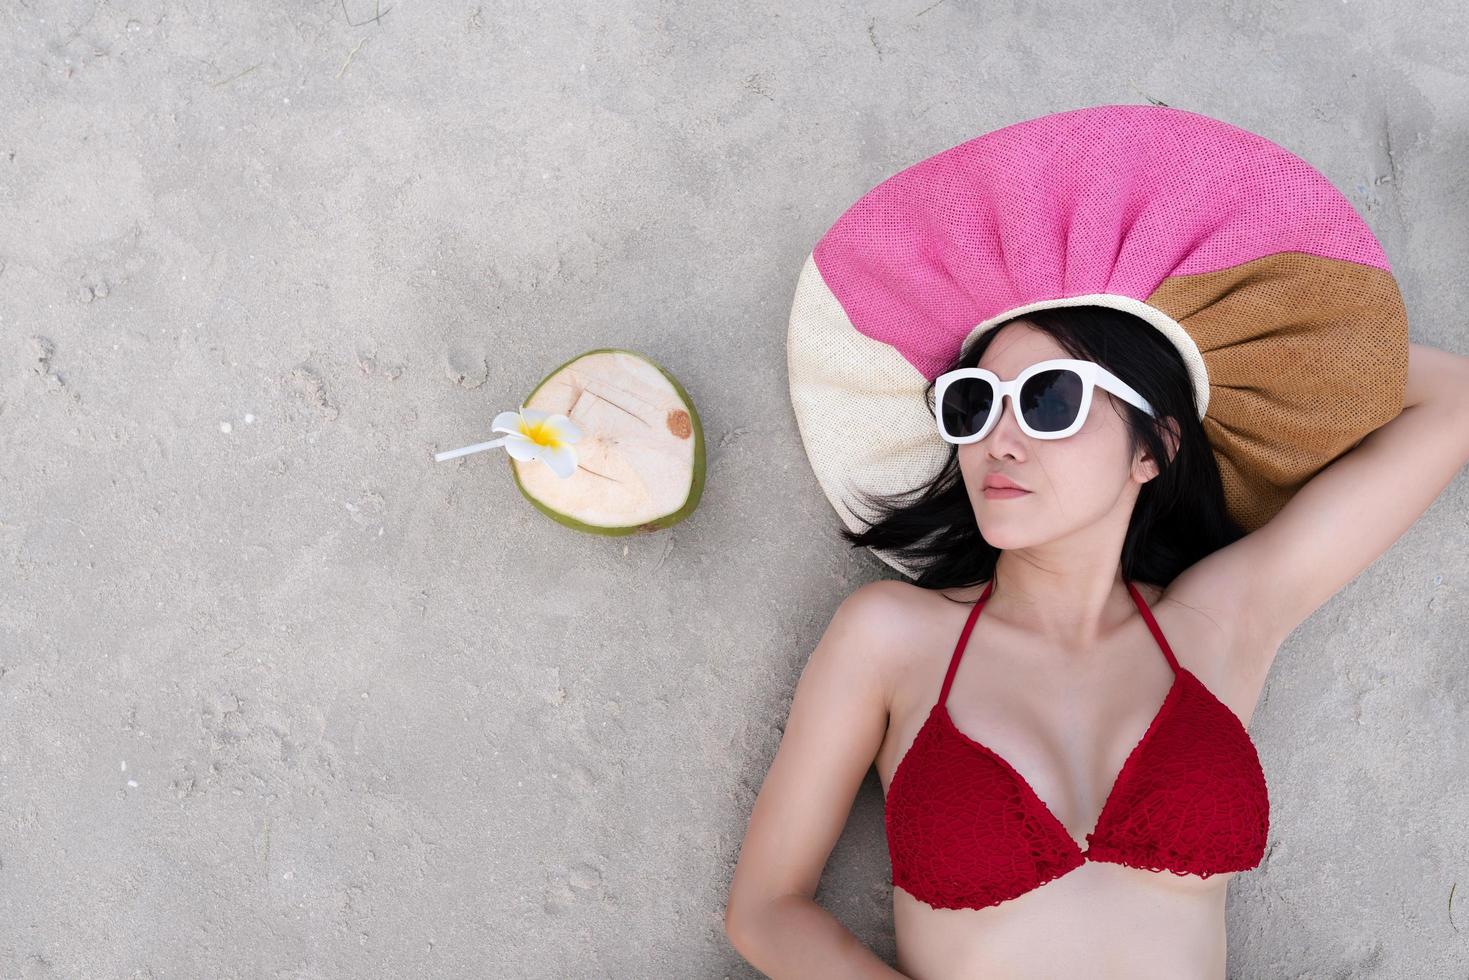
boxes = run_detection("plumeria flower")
[435,406,583,478]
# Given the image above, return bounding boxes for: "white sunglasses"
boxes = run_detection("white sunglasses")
[933,358,1156,444]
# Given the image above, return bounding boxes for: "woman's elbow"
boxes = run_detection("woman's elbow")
[722,891,762,951]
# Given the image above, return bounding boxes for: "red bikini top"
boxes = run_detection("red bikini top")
[884,579,1269,912]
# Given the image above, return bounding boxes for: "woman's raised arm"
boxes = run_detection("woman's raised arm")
[1190,341,1469,662]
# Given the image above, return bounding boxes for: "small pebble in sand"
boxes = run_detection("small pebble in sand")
[220,421,232,433]
[245,413,255,424]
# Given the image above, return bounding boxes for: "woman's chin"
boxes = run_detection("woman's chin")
[975,525,1033,549]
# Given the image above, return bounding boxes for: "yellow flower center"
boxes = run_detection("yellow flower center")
[521,418,562,448]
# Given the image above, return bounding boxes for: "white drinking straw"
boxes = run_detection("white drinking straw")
[435,436,510,462]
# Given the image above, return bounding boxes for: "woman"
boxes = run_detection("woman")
[723,305,1469,978]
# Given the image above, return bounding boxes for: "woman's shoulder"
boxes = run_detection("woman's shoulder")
[840,579,990,660]
[833,581,948,650]
[837,580,992,713]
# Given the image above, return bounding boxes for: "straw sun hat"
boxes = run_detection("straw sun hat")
[787,103,1409,579]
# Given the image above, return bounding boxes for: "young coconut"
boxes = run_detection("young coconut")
[436,348,705,536]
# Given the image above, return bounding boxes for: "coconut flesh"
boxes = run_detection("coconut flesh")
[510,348,706,536]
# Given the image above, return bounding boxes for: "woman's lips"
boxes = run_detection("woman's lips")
[982,487,1031,499]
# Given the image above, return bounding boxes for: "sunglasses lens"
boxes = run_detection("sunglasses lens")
[940,378,995,439]
[1019,369,1084,432]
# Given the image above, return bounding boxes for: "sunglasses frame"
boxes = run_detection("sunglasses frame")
[933,357,1156,445]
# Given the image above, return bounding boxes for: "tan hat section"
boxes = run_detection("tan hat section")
[1147,251,1408,532]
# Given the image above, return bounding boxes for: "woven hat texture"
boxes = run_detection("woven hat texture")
[787,103,1408,579]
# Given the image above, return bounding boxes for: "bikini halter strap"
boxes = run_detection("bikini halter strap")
[937,579,994,708]
[1125,578,1182,674]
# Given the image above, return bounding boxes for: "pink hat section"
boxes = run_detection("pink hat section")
[811,103,1392,381]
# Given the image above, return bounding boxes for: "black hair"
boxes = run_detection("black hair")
[839,305,1246,599]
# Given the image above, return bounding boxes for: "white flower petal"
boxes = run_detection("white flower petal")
[540,443,578,478]
[545,414,583,442]
[502,433,541,462]
[518,406,554,424]
[491,410,524,434]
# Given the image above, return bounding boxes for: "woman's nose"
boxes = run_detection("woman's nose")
[985,394,1029,453]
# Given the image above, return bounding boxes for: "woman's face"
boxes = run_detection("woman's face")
[956,320,1162,551]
